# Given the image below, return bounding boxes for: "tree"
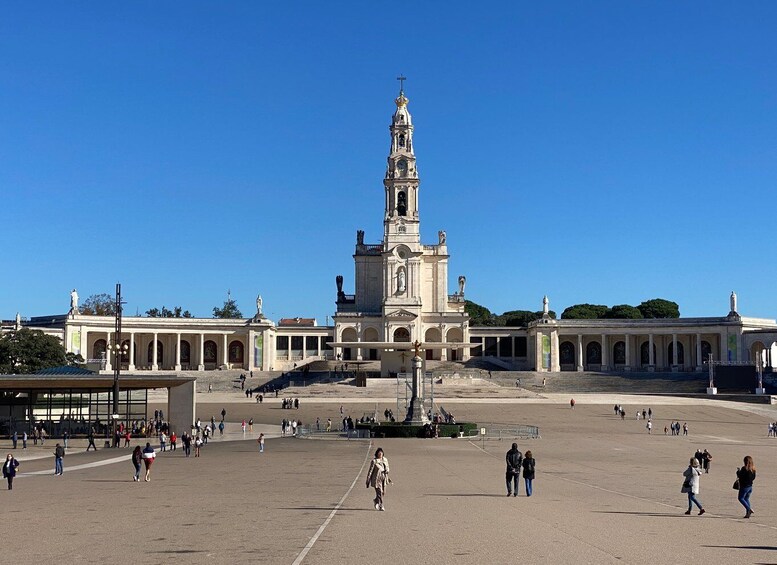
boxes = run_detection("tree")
[464,300,495,326]
[499,310,556,327]
[604,304,644,319]
[0,329,69,374]
[80,293,116,316]
[637,298,680,319]
[213,296,243,319]
[146,306,193,318]
[561,304,609,319]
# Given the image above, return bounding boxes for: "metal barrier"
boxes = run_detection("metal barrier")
[296,426,370,440]
[478,424,540,440]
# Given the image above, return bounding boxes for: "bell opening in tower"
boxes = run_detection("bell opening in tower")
[397,191,407,216]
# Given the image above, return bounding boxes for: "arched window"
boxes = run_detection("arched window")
[229,340,244,364]
[640,341,656,365]
[180,340,191,364]
[586,342,601,365]
[147,341,163,364]
[560,341,575,365]
[613,341,626,364]
[204,340,218,363]
[393,327,410,342]
[701,340,712,365]
[668,341,685,365]
[93,339,107,360]
[397,191,407,216]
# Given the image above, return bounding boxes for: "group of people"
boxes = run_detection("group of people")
[668,421,688,436]
[281,398,300,410]
[505,443,536,497]
[280,418,300,437]
[682,455,756,518]
[767,422,777,437]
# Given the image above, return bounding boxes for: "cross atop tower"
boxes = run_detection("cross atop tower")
[397,74,406,94]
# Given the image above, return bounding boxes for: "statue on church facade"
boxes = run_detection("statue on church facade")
[256,294,263,316]
[458,275,466,295]
[543,295,549,315]
[398,269,406,294]
[69,289,79,314]
[730,291,738,314]
[438,230,446,245]
[356,230,364,245]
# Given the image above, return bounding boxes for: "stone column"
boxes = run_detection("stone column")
[175,333,182,371]
[81,327,88,360]
[287,336,292,362]
[152,332,159,371]
[625,334,632,371]
[104,331,113,372]
[576,335,583,372]
[601,334,608,370]
[648,333,655,371]
[695,333,702,371]
[223,334,228,367]
[128,332,136,371]
[198,333,205,371]
[551,330,560,372]
[672,333,678,371]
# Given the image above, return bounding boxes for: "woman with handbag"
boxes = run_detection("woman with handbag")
[735,455,756,518]
[365,447,390,511]
[682,458,705,515]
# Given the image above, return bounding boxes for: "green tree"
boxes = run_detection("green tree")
[146,306,193,318]
[499,310,556,326]
[80,293,117,316]
[637,298,680,319]
[0,329,69,374]
[464,300,495,326]
[561,304,609,319]
[604,304,644,319]
[213,296,243,319]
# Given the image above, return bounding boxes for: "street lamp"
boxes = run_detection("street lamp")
[107,283,126,445]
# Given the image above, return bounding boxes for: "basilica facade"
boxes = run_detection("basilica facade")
[6,89,777,376]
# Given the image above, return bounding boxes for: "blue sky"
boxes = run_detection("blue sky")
[2,2,776,323]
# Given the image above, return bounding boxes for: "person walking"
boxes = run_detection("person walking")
[702,449,712,473]
[54,443,65,475]
[248,418,253,433]
[63,430,69,449]
[646,420,652,434]
[505,443,523,497]
[12,431,17,449]
[522,450,535,497]
[241,419,246,434]
[22,431,27,450]
[182,433,191,457]
[131,446,142,481]
[257,433,265,453]
[86,428,97,451]
[682,458,705,515]
[194,435,203,457]
[159,432,167,452]
[735,455,756,518]
[3,453,19,490]
[365,447,390,511]
[170,432,177,452]
[142,442,156,481]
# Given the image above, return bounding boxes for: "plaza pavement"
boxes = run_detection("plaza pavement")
[2,393,777,564]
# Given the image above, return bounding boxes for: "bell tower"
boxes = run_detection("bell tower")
[383,77,420,245]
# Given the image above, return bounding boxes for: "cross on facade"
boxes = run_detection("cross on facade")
[397,75,406,93]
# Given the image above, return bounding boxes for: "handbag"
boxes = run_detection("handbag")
[732,479,740,490]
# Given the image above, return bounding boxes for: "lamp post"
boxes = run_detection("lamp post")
[106,283,126,444]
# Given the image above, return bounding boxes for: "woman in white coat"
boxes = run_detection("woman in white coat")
[682,458,705,515]
[366,447,390,511]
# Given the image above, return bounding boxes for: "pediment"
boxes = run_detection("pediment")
[385,309,417,319]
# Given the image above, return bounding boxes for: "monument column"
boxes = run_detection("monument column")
[175,333,182,371]
[601,334,608,370]
[128,332,136,371]
[648,333,655,371]
[576,335,583,372]
[198,333,205,371]
[152,332,159,371]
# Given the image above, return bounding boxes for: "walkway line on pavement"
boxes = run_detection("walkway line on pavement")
[291,440,373,565]
[19,454,131,476]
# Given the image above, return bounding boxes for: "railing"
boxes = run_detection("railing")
[447,294,465,303]
[296,426,371,440]
[356,244,383,256]
[478,424,541,440]
[336,294,356,303]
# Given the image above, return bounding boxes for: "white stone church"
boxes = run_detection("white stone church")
[6,88,777,375]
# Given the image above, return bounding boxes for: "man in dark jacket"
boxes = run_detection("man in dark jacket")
[54,443,65,475]
[505,443,523,497]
